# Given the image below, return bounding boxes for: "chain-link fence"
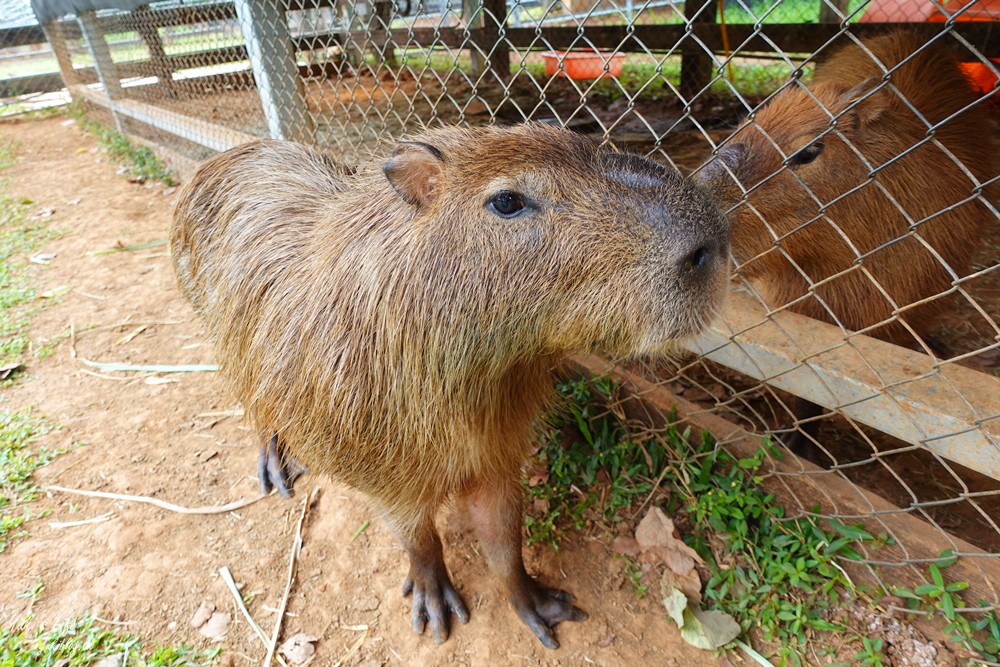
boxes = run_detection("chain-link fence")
[0,0,74,113]
[21,0,1000,654]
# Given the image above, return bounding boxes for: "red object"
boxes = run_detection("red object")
[860,0,1000,95]
[542,50,626,80]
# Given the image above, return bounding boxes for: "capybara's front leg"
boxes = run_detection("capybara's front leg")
[463,475,587,649]
[257,433,308,497]
[396,515,470,644]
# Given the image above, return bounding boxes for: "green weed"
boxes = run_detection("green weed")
[531,375,886,665]
[0,407,60,553]
[67,104,176,186]
[892,551,1000,663]
[0,613,220,666]
[0,140,60,369]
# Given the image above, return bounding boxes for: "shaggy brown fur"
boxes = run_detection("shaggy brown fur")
[171,123,730,648]
[697,30,998,346]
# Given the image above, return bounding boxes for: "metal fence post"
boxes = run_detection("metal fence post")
[39,20,81,91]
[234,0,316,143]
[77,10,124,130]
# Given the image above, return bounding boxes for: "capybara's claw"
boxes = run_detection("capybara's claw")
[257,434,308,498]
[402,572,469,644]
[510,581,587,650]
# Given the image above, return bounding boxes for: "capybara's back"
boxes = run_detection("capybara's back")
[172,123,730,648]
[697,30,998,347]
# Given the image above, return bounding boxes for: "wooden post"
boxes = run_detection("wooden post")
[371,0,397,67]
[233,0,315,143]
[39,20,80,90]
[135,5,177,97]
[463,0,509,80]
[679,0,714,99]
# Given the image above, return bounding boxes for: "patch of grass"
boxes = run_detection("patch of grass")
[530,376,888,665]
[0,407,60,553]
[0,140,60,369]
[67,103,176,186]
[0,613,221,665]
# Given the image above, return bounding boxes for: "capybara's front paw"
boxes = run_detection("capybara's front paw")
[510,578,587,649]
[401,566,470,644]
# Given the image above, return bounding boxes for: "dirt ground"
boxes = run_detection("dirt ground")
[0,115,753,666]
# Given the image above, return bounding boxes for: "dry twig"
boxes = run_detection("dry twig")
[44,485,271,515]
[264,487,319,667]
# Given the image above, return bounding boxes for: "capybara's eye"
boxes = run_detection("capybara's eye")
[488,191,526,218]
[789,142,824,167]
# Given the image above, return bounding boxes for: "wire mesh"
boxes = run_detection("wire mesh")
[24,0,1000,656]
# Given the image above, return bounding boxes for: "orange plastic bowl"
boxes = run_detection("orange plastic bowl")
[542,50,626,80]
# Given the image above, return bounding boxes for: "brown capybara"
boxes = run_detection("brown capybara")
[171,123,730,649]
[696,30,998,349]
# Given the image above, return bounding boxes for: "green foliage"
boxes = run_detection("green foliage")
[531,375,886,665]
[0,407,60,552]
[853,636,886,666]
[0,139,60,369]
[526,376,672,547]
[0,613,220,666]
[67,104,176,186]
[891,551,1000,663]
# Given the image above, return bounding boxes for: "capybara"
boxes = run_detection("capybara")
[697,30,998,349]
[171,123,730,648]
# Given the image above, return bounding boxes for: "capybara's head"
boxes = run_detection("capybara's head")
[379,123,730,358]
[695,78,901,275]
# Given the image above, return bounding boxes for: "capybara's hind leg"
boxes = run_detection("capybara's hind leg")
[257,433,308,497]
[397,514,470,644]
[463,475,587,649]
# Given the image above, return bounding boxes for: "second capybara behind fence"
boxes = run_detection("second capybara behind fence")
[698,30,999,351]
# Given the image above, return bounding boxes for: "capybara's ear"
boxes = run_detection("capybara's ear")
[694,143,746,186]
[382,141,445,207]
[838,76,889,128]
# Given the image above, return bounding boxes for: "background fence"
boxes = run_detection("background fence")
[3,0,1000,658]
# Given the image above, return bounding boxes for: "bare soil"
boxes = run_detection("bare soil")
[0,115,747,666]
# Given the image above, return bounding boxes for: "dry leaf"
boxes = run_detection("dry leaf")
[67,197,82,205]
[31,207,55,219]
[279,632,319,665]
[661,567,702,604]
[92,658,121,667]
[611,536,641,558]
[190,600,215,628]
[198,611,230,641]
[29,252,56,264]
[635,507,703,577]
[0,362,23,380]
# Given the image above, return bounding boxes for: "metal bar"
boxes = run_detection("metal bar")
[233,0,315,143]
[77,10,124,131]
[77,86,258,153]
[683,292,1000,482]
